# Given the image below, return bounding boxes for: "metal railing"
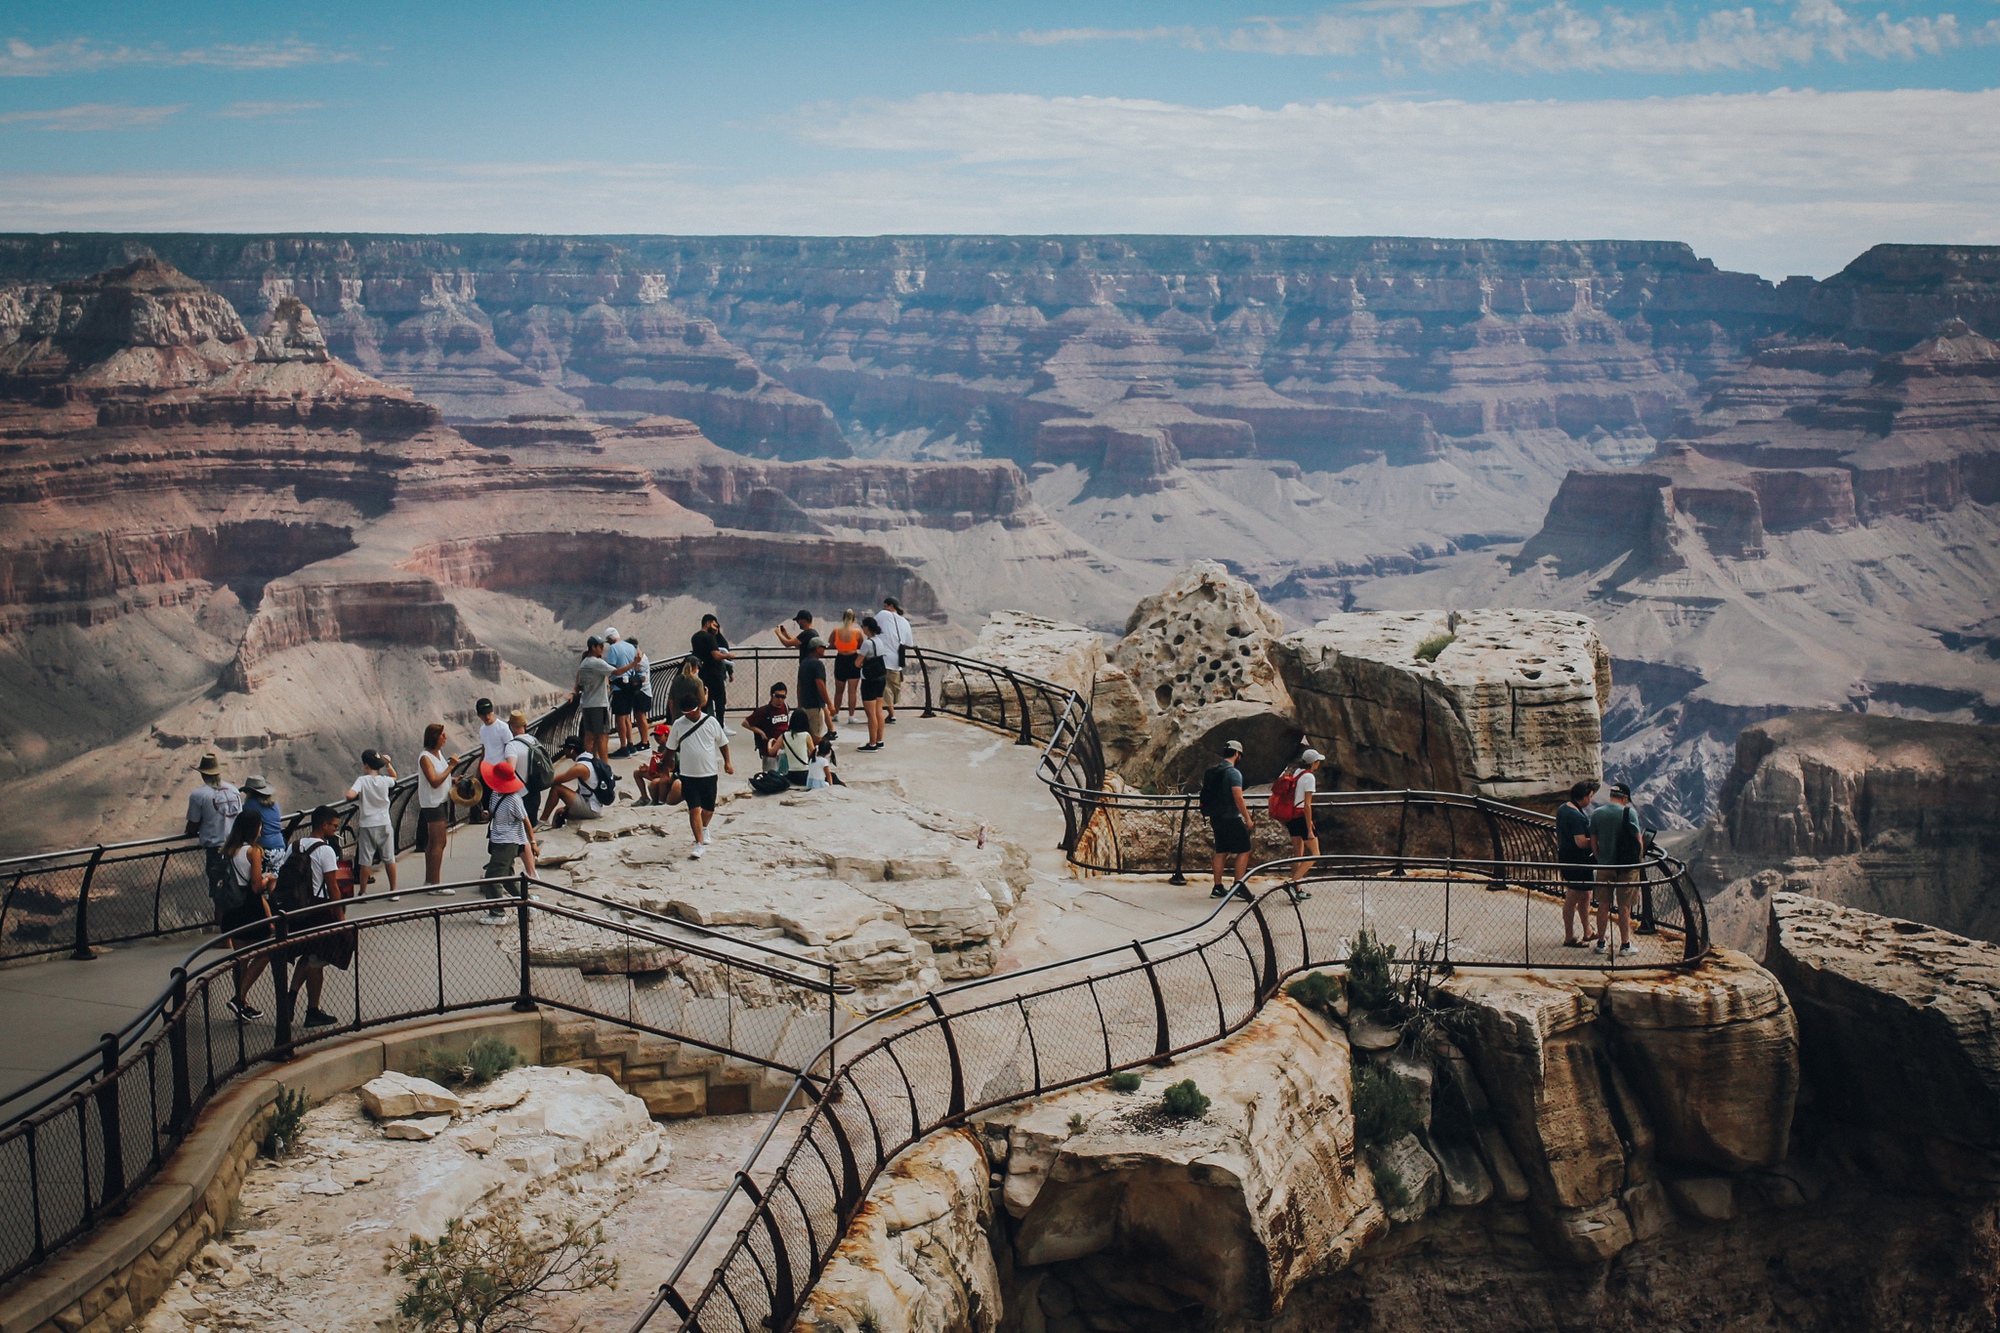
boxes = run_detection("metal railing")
[629,836,1703,1333]
[0,874,848,1288]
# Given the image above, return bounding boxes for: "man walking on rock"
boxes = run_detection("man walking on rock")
[1201,739,1255,901]
[1590,782,1645,955]
[184,752,243,914]
[667,688,732,858]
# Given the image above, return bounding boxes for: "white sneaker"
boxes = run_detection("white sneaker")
[1620,942,1637,955]
[691,844,706,859]
[699,831,713,846]
[1592,938,1606,952]
[481,911,507,924]
[432,887,455,896]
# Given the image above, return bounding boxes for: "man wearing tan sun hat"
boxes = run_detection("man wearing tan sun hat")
[184,752,243,913]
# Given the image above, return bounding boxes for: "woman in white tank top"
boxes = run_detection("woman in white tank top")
[419,721,454,893]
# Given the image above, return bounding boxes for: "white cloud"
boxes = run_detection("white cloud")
[0,36,354,76]
[0,88,1993,278]
[1006,0,1970,72]
[0,102,183,131]
[215,100,325,119]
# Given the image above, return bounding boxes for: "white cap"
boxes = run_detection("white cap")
[1222,739,1243,753]
[604,627,621,641]
[1300,749,1325,764]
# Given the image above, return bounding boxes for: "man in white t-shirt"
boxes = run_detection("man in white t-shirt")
[344,749,399,899]
[476,697,510,764]
[1277,749,1324,904]
[877,596,913,723]
[666,691,732,858]
[284,806,347,1029]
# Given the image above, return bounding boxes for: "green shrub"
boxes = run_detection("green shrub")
[414,1037,522,1090]
[1285,971,1341,1016]
[1108,1071,1143,1094]
[388,1198,618,1333]
[263,1085,309,1159]
[1371,1161,1410,1212]
[1161,1079,1211,1121]
[1067,1112,1086,1134]
[1414,632,1455,663]
[1346,929,1398,1012]
[1353,1063,1424,1148]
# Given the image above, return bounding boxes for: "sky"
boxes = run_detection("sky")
[0,1,1995,278]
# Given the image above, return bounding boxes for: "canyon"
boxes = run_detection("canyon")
[0,236,1994,847]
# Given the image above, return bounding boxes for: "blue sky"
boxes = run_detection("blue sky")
[0,1,1995,276]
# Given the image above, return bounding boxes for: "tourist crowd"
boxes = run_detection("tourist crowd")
[180,597,917,1023]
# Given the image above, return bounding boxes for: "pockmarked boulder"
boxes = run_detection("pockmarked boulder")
[1092,562,1297,788]
[358,1071,462,1120]
[980,998,1383,1320]
[1273,609,1610,805]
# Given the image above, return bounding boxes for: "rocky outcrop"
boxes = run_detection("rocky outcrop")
[1034,381,1256,493]
[541,784,1032,1003]
[1091,562,1296,787]
[1692,711,2000,945]
[965,612,1106,698]
[1273,609,1611,804]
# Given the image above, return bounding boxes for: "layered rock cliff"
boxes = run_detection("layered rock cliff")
[804,899,2000,1333]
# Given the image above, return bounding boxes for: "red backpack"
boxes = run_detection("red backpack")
[1268,770,1303,822]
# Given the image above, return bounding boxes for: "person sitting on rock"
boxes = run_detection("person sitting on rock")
[744,683,791,772]
[1201,739,1255,901]
[780,708,815,786]
[541,737,611,826]
[635,723,684,808]
[806,733,838,791]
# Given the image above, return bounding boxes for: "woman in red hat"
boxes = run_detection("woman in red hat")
[636,721,685,807]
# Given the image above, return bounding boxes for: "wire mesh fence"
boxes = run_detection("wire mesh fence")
[0,877,842,1288]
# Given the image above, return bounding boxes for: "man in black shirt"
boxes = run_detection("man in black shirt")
[691,613,733,719]
[796,637,832,742]
[1555,779,1598,946]
[744,683,791,771]
[1201,740,1255,901]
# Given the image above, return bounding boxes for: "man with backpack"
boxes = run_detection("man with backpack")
[1268,749,1322,904]
[273,805,346,1029]
[541,737,616,825]
[1201,739,1256,901]
[502,710,554,827]
[1590,782,1646,955]
[667,688,733,857]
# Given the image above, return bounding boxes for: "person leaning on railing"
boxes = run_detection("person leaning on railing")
[184,752,243,909]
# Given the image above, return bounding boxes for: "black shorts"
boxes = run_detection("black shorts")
[1561,862,1596,889]
[580,706,612,736]
[681,774,719,811]
[217,898,270,943]
[622,691,653,720]
[861,676,885,702]
[1284,816,1311,840]
[834,657,861,682]
[1209,816,1252,856]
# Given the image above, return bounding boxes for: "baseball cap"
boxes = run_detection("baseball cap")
[1222,739,1243,754]
[1610,782,1633,798]
[1300,748,1325,764]
[604,627,621,641]
[586,635,605,648]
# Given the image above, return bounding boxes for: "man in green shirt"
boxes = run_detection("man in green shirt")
[1589,782,1644,956]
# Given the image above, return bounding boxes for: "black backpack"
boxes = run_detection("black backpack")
[589,756,619,806]
[210,852,251,913]
[517,737,556,792]
[1199,762,1241,819]
[1615,807,1645,863]
[273,837,325,914]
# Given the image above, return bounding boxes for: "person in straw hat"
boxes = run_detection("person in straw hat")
[183,752,243,916]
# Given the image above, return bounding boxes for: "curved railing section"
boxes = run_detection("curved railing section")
[0,874,848,1288]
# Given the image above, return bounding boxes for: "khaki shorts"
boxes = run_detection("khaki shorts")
[801,707,827,742]
[884,668,903,710]
[1594,866,1642,911]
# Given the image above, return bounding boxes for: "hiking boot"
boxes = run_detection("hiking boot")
[1209,883,1229,898]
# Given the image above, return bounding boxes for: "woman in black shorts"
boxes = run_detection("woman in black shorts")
[856,617,889,750]
[218,810,275,1020]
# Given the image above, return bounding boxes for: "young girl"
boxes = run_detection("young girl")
[806,735,838,790]
[830,609,863,724]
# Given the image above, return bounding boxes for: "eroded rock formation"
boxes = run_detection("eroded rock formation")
[1691,711,2000,947]
[1273,609,1611,804]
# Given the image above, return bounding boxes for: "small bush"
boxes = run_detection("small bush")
[1286,971,1341,1016]
[263,1085,309,1159]
[1108,1071,1143,1094]
[414,1037,521,1090]
[1353,1063,1424,1148]
[1371,1161,1411,1212]
[388,1198,618,1333]
[1161,1079,1211,1121]
[1346,929,1398,1012]
[1067,1112,1086,1134]
[1414,632,1455,663]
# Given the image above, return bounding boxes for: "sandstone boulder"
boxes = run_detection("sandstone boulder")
[1273,609,1610,804]
[965,609,1105,697]
[1365,1134,1443,1224]
[1771,894,2000,1158]
[359,1071,462,1120]
[796,1129,1001,1333]
[982,998,1383,1320]
[1092,561,1297,788]
[1600,948,1798,1172]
